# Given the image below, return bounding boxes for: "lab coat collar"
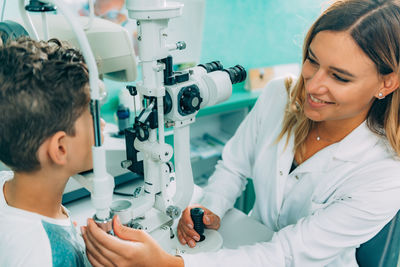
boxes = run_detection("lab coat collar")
[332,121,379,162]
[277,121,379,175]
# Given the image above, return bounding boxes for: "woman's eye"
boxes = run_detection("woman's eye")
[333,73,350,83]
[306,55,319,66]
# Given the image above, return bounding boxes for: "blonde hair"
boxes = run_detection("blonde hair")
[278,0,400,160]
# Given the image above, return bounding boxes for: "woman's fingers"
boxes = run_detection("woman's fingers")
[87,250,109,267]
[83,215,173,267]
[177,228,187,245]
[86,218,139,260]
[82,225,116,267]
[203,213,220,230]
[177,220,198,247]
[181,206,194,229]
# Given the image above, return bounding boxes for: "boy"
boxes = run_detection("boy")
[0,37,95,266]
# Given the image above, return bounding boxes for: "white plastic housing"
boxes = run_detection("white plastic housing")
[26,14,137,82]
[200,71,232,107]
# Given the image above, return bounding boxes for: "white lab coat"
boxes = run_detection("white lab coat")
[182,77,400,267]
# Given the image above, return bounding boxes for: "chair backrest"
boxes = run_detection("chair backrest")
[356,211,400,267]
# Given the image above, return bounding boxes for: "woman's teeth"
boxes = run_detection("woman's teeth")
[310,94,332,104]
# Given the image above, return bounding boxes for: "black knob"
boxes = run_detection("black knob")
[163,91,173,115]
[190,208,205,242]
[25,0,56,12]
[126,85,137,96]
[179,85,202,115]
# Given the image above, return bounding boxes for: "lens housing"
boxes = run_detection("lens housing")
[198,61,224,73]
[223,65,247,84]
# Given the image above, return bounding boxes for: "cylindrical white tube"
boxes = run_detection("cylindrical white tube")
[83,0,94,30]
[91,146,115,220]
[201,71,232,107]
[131,129,160,217]
[157,96,165,144]
[144,154,161,194]
[137,20,169,62]
[41,13,49,40]
[172,125,194,210]
[110,199,133,225]
[18,0,39,40]
[126,0,166,10]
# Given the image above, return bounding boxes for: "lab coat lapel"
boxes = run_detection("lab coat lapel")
[275,133,295,210]
[312,121,380,199]
[276,138,336,227]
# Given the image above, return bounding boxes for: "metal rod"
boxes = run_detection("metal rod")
[91,100,102,147]
[1,0,6,22]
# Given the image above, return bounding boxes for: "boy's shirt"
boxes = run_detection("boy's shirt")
[0,171,91,267]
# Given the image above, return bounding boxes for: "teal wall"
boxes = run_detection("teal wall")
[200,0,327,70]
[2,0,327,122]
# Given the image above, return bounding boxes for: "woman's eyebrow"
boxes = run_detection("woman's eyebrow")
[308,47,356,78]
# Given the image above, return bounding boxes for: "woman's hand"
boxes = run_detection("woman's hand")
[177,205,221,248]
[82,215,184,267]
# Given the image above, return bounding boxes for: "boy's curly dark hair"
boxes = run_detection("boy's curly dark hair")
[0,37,90,172]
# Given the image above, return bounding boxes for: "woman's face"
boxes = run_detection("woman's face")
[301,30,382,125]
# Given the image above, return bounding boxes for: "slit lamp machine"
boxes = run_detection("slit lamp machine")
[2,0,247,254]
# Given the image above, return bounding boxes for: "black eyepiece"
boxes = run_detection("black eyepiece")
[223,65,247,84]
[198,61,224,73]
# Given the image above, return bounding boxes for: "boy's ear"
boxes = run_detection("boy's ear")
[47,131,68,166]
[376,72,399,98]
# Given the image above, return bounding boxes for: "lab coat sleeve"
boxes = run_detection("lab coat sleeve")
[183,166,400,267]
[200,78,289,219]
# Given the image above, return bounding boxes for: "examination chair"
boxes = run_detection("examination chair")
[356,211,400,267]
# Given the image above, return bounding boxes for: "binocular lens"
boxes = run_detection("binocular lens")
[224,65,247,84]
[198,61,224,73]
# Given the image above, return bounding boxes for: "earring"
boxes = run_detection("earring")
[378,92,384,99]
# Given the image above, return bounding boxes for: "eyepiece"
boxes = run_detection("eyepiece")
[223,65,247,84]
[198,61,224,73]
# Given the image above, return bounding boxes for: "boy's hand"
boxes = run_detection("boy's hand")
[82,216,183,267]
[177,205,220,248]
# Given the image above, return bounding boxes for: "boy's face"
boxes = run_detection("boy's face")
[69,107,95,173]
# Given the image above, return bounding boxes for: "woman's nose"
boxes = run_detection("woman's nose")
[305,69,329,94]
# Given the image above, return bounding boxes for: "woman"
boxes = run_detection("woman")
[82,0,400,266]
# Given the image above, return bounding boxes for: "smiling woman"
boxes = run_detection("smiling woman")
[279,0,400,164]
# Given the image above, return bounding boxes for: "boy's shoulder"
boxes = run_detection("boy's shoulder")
[0,211,53,266]
[0,171,86,266]
[0,195,89,266]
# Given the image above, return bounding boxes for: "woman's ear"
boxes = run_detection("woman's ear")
[47,131,68,166]
[376,72,399,98]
